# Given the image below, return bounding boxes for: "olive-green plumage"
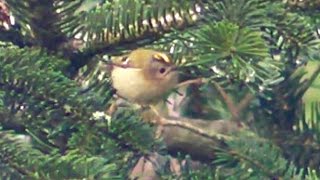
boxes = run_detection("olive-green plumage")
[111,49,179,105]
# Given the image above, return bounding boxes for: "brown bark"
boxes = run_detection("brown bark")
[161,117,242,161]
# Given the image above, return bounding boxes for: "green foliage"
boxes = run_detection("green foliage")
[110,109,157,152]
[65,0,199,54]
[0,0,320,179]
[75,59,113,105]
[205,0,270,29]
[214,132,304,179]
[187,21,280,87]
[6,0,84,49]
[0,47,153,177]
[0,47,102,139]
[263,5,320,65]
[0,131,43,179]
[0,131,120,179]
[0,90,4,108]
[38,149,120,179]
[299,61,320,138]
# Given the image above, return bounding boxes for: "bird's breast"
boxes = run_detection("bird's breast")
[111,67,167,104]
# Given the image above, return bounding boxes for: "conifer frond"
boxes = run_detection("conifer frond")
[0,130,120,179]
[76,0,201,55]
[67,109,156,159]
[0,47,155,177]
[298,62,320,138]
[6,0,84,50]
[0,47,99,118]
[185,21,282,91]
[75,58,112,105]
[0,130,44,179]
[1,0,320,179]
[253,62,320,169]
[0,47,108,147]
[262,6,320,64]
[213,132,310,179]
[204,0,269,29]
[38,149,120,179]
[286,0,320,10]
[110,108,156,152]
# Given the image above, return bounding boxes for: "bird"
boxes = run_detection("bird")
[110,48,179,106]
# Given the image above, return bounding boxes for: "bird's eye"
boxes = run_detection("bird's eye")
[159,67,166,74]
[121,56,127,62]
[121,56,129,64]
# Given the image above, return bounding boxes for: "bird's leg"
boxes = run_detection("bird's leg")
[106,94,131,115]
[106,101,118,115]
[106,95,119,115]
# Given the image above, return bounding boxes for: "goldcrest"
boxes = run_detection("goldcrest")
[111,49,179,105]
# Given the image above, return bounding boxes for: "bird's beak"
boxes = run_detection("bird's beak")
[170,65,178,72]
[164,65,179,76]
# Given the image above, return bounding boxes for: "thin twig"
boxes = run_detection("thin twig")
[149,105,231,141]
[236,93,255,115]
[211,81,240,121]
[151,77,256,141]
[176,78,255,122]
[176,78,204,88]
[159,118,232,141]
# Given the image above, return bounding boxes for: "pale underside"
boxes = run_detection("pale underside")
[111,67,178,105]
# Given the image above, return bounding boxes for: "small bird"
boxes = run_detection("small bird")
[110,48,179,106]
